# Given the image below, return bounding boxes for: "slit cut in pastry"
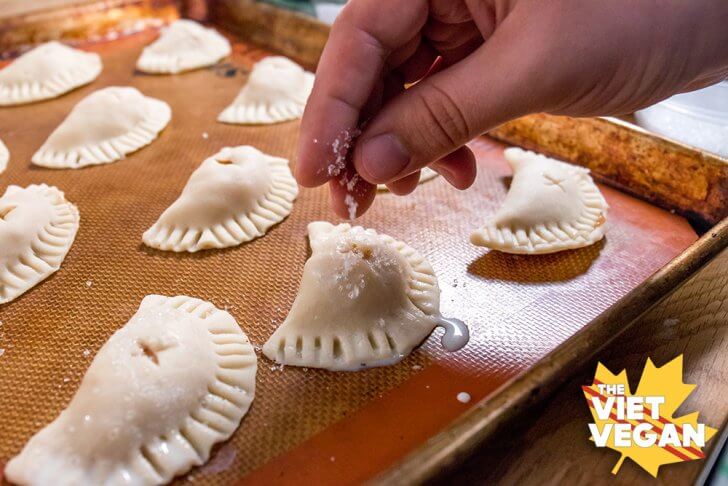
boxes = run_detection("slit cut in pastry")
[0,138,8,174]
[217,56,314,125]
[4,294,257,485]
[0,184,79,304]
[0,41,101,106]
[263,222,468,371]
[32,86,171,169]
[377,167,438,191]
[136,20,231,74]
[470,147,609,254]
[143,145,298,252]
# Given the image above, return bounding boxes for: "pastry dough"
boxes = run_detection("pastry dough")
[4,294,257,486]
[143,145,298,252]
[0,41,101,106]
[136,20,231,74]
[377,167,438,191]
[217,56,314,125]
[470,148,609,254]
[0,184,79,304]
[32,86,171,169]
[263,222,467,371]
[0,138,8,174]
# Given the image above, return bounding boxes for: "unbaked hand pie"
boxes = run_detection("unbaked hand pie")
[263,222,469,371]
[4,294,257,485]
[0,138,7,174]
[218,56,314,125]
[136,20,231,74]
[0,184,79,304]
[143,145,298,252]
[0,41,101,106]
[470,147,609,254]
[32,86,171,169]
[377,167,438,191]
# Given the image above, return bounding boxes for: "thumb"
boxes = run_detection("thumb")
[353,16,550,185]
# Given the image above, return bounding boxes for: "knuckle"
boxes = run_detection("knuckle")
[411,84,471,154]
[428,0,471,23]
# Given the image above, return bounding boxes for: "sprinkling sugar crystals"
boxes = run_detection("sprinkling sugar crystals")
[321,128,365,220]
[327,128,360,177]
[344,194,358,220]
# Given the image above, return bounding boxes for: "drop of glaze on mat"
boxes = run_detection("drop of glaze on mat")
[435,316,470,351]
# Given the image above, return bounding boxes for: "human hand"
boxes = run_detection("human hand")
[295,0,728,218]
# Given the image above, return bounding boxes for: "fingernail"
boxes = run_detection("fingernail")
[360,133,410,182]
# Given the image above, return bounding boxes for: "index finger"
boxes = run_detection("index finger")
[294,0,428,187]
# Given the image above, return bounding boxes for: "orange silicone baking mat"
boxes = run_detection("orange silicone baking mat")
[0,29,698,484]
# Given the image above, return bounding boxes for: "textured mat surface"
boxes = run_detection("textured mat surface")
[446,248,728,485]
[0,30,699,484]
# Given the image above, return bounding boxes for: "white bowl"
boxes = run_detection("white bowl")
[635,81,728,159]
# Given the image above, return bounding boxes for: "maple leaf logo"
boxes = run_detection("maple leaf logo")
[582,355,717,477]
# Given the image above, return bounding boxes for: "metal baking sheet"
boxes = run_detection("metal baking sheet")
[0,27,701,485]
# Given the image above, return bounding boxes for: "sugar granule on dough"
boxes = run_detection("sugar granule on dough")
[334,240,401,300]
[334,242,366,298]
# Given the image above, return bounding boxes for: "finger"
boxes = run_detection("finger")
[382,71,406,104]
[328,166,377,219]
[295,0,429,187]
[353,13,551,184]
[423,18,481,54]
[438,35,485,67]
[430,146,477,190]
[430,0,472,23]
[359,76,384,122]
[387,33,422,70]
[396,40,439,83]
[385,171,421,195]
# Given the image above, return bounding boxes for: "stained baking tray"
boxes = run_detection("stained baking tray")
[0,1,726,485]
